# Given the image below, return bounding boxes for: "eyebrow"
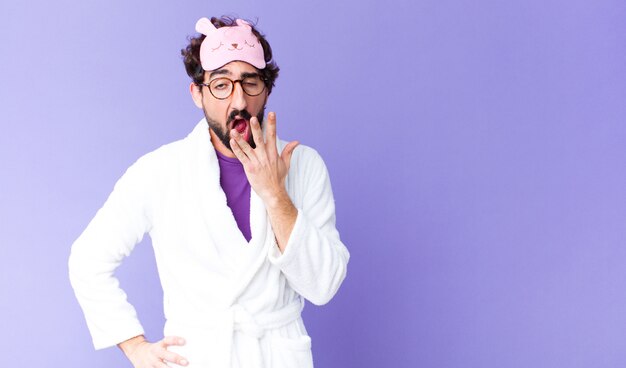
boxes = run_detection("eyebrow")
[208,68,231,79]
[208,69,260,81]
[241,72,260,79]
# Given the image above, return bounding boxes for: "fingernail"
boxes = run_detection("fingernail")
[269,112,275,119]
[180,359,189,365]
[179,338,185,344]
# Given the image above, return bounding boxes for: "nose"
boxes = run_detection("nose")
[229,81,248,111]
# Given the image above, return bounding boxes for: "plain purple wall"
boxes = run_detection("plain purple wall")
[1,0,625,367]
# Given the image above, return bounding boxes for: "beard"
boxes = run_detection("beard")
[203,106,265,151]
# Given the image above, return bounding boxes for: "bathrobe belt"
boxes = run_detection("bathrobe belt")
[169,298,305,367]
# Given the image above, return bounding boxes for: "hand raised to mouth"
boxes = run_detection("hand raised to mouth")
[230,111,300,252]
[230,111,299,203]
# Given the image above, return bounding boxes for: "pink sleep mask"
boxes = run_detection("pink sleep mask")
[195,17,266,71]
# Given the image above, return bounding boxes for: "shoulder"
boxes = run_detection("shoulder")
[131,120,206,171]
[277,139,325,169]
[131,118,208,171]
[278,140,331,192]
[127,139,185,175]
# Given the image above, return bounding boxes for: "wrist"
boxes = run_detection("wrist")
[263,188,291,211]
[118,335,147,357]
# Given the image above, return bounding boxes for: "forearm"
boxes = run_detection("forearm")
[268,208,349,305]
[265,148,350,305]
[265,189,298,253]
[69,236,145,349]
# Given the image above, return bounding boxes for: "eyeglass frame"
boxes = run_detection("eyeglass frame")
[195,74,268,100]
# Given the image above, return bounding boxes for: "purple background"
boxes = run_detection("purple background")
[1,0,625,367]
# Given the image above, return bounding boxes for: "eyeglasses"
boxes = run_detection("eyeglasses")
[196,75,267,100]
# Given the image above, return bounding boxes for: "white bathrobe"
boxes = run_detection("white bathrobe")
[68,119,350,368]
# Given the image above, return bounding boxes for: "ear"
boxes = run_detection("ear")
[189,82,204,108]
[195,17,216,35]
[235,19,251,28]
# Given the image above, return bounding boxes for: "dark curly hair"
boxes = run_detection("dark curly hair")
[181,16,279,95]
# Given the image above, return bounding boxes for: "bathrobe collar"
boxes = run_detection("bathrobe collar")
[187,118,277,305]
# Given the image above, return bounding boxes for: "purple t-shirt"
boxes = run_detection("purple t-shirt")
[215,149,252,242]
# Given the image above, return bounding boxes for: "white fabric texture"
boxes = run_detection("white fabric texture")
[68,119,350,368]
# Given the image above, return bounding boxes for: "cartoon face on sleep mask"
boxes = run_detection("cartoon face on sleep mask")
[195,17,266,71]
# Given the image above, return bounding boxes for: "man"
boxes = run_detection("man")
[68,16,350,368]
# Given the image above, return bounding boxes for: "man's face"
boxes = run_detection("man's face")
[193,61,268,152]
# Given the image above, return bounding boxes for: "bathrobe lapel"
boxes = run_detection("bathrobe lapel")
[189,120,275,304]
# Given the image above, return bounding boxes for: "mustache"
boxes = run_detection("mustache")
[226,109,253,126]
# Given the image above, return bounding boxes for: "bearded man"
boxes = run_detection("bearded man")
[68,16,349,368]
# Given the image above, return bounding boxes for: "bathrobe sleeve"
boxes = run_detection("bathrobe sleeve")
[268,147,350,305]
[68,156,154,349]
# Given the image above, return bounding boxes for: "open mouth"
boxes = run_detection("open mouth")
[231,118,250,142]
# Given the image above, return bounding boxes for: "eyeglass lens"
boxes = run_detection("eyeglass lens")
[209,76,265,99]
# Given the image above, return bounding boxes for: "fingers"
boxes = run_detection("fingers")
[266,112,279,160]
[250,117,266,155]
[161,336,186,347]
[231,129,256,158]
[281,141,300,172]
[159,336,188,366]
[230,135,251,165]
[160,349,189,366]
